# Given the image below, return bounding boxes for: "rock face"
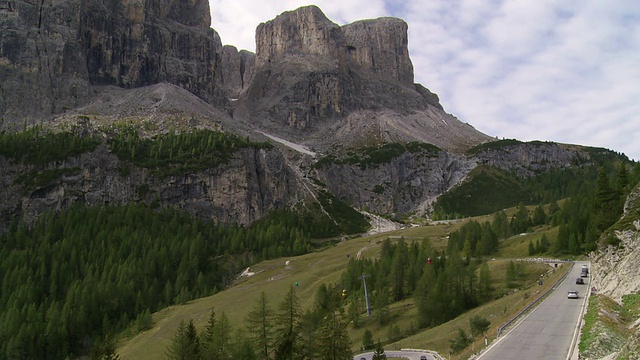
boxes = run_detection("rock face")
[314,151,476,215]
[0,143,297,230]
[587,182,640,359]
[0,0,225,130]
[342,17,414,85]
[220,45,256,98]
[237,5,491,153]
[255,6,342,68]
[592,183,640,303]
[473,142,585,177]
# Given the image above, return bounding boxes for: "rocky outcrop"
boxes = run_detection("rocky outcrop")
[473,142,585,177]
[343,17,414,85]
[220,45,255,99]
[0,0,226,130]
[0,143,297,231]
[592,183,640,303]
[255,6,342,68]
[313,150,476,215]
[236,5,490,153]
[583,182,640,359]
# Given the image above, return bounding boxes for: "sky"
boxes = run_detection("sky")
[209,1,640,161]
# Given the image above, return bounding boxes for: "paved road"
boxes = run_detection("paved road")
[477,261,590,360]
[353,350,437,360]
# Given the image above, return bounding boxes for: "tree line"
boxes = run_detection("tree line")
[165,286,353,360]
[0,204,313,360]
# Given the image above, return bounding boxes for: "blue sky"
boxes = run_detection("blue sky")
[209,1,640,161]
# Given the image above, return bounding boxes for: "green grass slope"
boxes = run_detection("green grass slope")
[117,215,567,359]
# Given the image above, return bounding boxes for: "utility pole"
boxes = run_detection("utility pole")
[359,273,371,316]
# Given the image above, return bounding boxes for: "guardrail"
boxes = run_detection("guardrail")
[400,348,446,360]
[497,262,575,337]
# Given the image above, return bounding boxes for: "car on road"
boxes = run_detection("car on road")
[567,290,579,299]
[421,356,428,360]
[576,277,584,284]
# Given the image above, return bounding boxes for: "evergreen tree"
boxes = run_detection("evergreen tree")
[511,203,530,234]
[166,320,200,360]
[477,261,492,302]
[362,329,374,351]
[617,163,629,192]
[229,330,258,360]
[273,285,305,360]
[247,291,274,360]
[595,167,620,231]
[539,234,550,253]
[390,239,407,301]
[491,210,510,239]
[528,240,535,256]
[532,203,547,226]
[316,308,352,360]
[348,295,362,329]
[200,309,216,358]
[372,340,387,360]
[469,315,490,337]
[201,309,233,360]
[450,328,471,354]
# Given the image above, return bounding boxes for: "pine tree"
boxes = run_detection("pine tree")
[246,291,274,360]
[273,285,304,360]
[362,329,374,351]
[201,309,229,359]
[166,320,200,360]
[528,240,535,256]
[316,308,352,360]
[477,261,492,302]
[372,340,387,360]
[533,203,547,226]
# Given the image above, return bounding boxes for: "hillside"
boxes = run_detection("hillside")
[116,216,566,360]
[581,182,640,359]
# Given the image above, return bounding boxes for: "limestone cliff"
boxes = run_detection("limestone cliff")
[583,182,640,359]
[313,150,476,215]
[0,139,297,231]
[254,5,342,69]
[343,17,414,85]
[592,183,640,302]
[220,45,255,98]
[0,0,226,130]
[236,5,491,153]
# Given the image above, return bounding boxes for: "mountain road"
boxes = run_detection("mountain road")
[477,261,590,360]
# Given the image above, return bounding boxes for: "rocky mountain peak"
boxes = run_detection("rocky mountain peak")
[343,17,414,85]
[255,5,342,68]
[0,0,224,130]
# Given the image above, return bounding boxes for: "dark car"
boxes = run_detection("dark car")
[576,277,585,284]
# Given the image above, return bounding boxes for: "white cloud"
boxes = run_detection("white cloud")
[209,0,640,161]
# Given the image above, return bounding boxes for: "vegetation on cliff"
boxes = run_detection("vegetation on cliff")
[0,125,99,165]
[313,142,441,170]
[107,126,272,177]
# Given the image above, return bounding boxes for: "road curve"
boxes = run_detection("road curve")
[477,261,590,360]
[353,349,437,360]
